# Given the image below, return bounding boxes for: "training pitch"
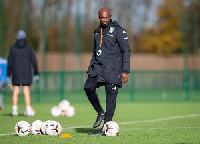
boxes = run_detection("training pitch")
[0,102,200,144]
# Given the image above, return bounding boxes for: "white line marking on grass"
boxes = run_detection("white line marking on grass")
[119,114,200,125]
[0,133,16,136]
[122,127,200,131]
[1,114,200,136]
[150,127,200,130]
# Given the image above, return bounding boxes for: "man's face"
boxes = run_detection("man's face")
[99,11,111,27]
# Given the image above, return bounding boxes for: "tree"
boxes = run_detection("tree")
[136,0,183,55]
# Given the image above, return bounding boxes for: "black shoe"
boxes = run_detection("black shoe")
[88,128,104,135]
[93,112,105,128]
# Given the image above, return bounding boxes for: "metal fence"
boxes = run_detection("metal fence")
[3,70,200,103]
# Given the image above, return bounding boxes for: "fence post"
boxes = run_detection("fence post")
[130,71,135,102]
[184,69,189,101]
[182,8,189,102]
[0,0,5,58]
[60,71,65,101]
[36,81,40,103]
[75,0,81,70]
[41,0,47,92]
[22,0,26,31]
[192,13,199,90]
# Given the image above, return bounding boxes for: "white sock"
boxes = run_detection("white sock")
[12,106,18,115]
[26,106,31,115]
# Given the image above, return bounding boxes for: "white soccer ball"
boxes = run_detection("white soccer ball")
[51,106,62,117]
[30,120,43,135]
[59,100,70,111]
[14,121,30,136]
[24,107,35,116]
[65,106,75,117]
[60,110,66,116]
[41,120,51,135]
[45,120,62,135]
[103,121,120,136]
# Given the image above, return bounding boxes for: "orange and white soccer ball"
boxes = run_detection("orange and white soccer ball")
[15,121,30,136]
[51,106,62,117]
[59,100,70,111]
[103,121,119,136]
[41,120,51,135]
[30,120,43,135]
[65,106,75,117]
[45,120,62,135]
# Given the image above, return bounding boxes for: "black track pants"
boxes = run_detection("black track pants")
[84,76,119,123]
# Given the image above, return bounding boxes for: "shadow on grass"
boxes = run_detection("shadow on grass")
[2,113,25,117]
[75,128,96,134]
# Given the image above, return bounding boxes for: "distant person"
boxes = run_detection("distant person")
[7,30,39,116]
[0,57,8,110]
[84,8,131,135]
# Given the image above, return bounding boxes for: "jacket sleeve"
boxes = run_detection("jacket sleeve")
[116,27,131,73]
[30,48,39,76]
[7,49,13,77]
[87,38,97,73]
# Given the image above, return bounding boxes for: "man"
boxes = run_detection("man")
[7,30,39,116]
[84,8,131,135]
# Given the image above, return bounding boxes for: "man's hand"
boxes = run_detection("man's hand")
[121,73,129,84]
[33,75,39,82]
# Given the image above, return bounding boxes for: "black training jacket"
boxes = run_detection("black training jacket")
[87,20,131,87]
[7,39,39,85]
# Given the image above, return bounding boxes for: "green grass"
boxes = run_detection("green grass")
[0,102,200,144]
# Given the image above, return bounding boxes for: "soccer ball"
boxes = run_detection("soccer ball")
[41,120,51,135]
[45,120,62,135]
[15,121,30,136]
[51,106,62,117]
[103,121,119,136]
[65,106,75,117]
[30,120,43,135]
[59,100,70,111]
[24,107,35,116]
[60,110,66,116]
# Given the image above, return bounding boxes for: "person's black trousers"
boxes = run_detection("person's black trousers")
[84,76,119,123]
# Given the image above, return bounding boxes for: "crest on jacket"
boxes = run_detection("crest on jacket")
[109,27,114,33]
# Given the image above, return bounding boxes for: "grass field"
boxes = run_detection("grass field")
[0,102,200,144]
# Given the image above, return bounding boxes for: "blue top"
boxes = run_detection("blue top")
[0,57,8,82]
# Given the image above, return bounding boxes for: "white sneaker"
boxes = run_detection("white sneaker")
[12,106,18,117]
[24,107,35,116]
[12,111,18,117]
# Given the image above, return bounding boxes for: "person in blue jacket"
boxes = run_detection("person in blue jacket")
[0,57,8,110]
[84,7,131,135]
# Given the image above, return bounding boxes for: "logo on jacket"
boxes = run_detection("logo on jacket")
[109,27,114,33]
[107,34,113,37]
[112,86,117,90]
[97,50,102,56]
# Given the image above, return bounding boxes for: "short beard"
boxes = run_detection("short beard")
[100,23,108,29]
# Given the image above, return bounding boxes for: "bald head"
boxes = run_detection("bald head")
[98,8,111,17]
[98,8,112,28]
